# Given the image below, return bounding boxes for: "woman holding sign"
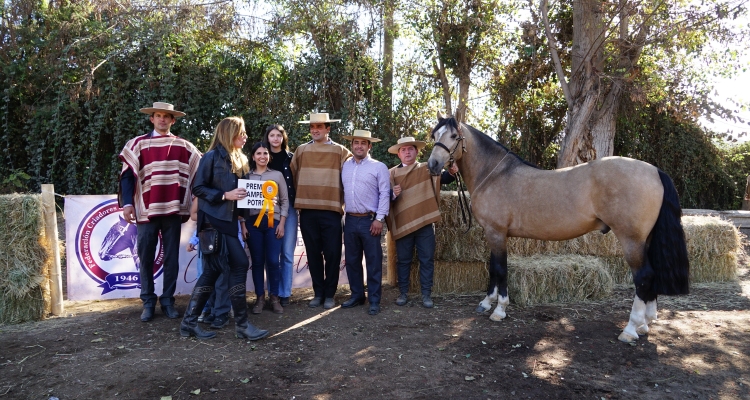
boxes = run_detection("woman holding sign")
[180,117,269,341]
[244,142,289,314]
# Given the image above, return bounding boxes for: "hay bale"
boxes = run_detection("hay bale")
[436,192,740,283]
[406,255,613,306]
[0,194,52,324]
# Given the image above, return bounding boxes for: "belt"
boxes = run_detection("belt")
[346,212,374,218]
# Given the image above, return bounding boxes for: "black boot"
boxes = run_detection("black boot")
[180,286,217,340]
[231,294,269,341]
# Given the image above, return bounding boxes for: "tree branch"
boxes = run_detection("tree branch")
[540,0,572,109]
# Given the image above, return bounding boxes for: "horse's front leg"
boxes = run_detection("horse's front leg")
[476,246,509,321]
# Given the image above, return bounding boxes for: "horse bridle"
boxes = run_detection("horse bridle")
[433,123,472,231]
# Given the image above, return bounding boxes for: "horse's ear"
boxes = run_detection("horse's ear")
[437,110,446,121]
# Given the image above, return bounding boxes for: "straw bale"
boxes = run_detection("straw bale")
[436,192,740,283]
[0,194,52,324]
[407,255,613,306]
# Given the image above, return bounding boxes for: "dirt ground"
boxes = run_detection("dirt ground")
[2,252,750,400]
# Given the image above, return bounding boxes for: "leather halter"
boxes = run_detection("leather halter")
[432,123,472,231]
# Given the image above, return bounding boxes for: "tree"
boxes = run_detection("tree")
[539,0,748,167]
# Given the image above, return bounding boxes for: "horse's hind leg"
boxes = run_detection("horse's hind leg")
[619,245,658,343]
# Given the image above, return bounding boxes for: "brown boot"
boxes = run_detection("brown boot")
[270,295,284,314]
[252,295,265,314]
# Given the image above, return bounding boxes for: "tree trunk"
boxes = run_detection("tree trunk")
[557,0,609,168]
[382,0,395,128]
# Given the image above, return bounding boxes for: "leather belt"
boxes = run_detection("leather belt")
[347,212,373,218]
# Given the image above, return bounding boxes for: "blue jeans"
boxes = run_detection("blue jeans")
[395,223,435,296]
[344,215,383,304]
[247,215,283,297]
[277,208,298,298]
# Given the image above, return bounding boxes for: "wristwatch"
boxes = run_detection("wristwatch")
[376,217,384,223]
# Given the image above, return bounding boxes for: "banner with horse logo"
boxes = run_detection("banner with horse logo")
[65,195,352,301]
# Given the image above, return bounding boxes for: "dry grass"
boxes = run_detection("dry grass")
[0,194,51,324]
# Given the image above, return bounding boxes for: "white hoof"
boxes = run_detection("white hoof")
[636,324,649,336]
[618,331,639,343]
[489,310,506,321]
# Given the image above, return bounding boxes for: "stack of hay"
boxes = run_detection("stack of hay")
[400,192,741,306]
[0,194,52,323]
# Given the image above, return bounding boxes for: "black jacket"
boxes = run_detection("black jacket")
[192,145,244,222]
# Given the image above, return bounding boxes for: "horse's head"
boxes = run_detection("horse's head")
[427,112,465,175]
[99,216,137,261]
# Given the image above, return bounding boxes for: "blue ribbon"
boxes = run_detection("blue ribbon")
[99,272,141,294]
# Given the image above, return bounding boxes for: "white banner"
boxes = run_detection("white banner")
[65,195,352,301]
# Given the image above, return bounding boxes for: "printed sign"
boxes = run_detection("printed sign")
[65,196,355,301]
[237,179,269,209]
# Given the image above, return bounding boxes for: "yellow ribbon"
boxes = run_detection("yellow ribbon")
[254,180,278,228]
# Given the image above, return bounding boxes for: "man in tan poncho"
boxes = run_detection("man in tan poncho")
[387,137,457,308]
[291,113,352,309]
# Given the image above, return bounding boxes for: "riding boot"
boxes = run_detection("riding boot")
[180,286,217,340]
[270,295,284,314]
[252,295,265,314]
[231,294,269,341]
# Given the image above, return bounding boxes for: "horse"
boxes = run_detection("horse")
[426,115,689,343]
[99,215,141,271]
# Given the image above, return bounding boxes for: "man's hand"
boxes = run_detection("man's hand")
[393,184,402,198]
[187,243,196,252]
[122,205,136,224]
[448,163,459,176]
[370,220,383,236]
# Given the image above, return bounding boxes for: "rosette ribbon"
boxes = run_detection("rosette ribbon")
[254,180,278,228]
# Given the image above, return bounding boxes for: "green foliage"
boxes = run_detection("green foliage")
[615,105,739,210]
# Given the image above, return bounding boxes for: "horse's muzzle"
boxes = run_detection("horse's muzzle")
[427,158,443,175]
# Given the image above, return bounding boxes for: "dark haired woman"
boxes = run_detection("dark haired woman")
[180,117,268,341]
[245,141,289,314]
[264,124,297,306]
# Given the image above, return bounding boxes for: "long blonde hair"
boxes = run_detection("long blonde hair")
[208,117,249,177]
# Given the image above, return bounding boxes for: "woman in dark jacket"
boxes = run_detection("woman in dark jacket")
[180,116,268,341]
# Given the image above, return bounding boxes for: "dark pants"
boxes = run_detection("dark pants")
[344,215,383,305]
[137,214,182,308]
[247,215,283,297]
[395,223,435,296]
[194,233,249,295]
[299,209,343,299]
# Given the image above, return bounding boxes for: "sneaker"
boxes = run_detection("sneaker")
[279,296,290,307]
[210,313,230,329]
[197,311,208,323]
[422,294,434,308]
[323,298,335,309]
[308,297,322,308]
[395,293,408,306]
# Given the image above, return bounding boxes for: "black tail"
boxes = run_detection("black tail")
[647,169,690,295]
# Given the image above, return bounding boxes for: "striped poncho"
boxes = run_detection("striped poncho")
[387,162,441,240]
[118,133,201,223]
[290,141,352,213]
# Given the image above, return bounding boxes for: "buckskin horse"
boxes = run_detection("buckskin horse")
[426,115,689,343]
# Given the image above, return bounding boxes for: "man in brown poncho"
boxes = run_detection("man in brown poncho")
[387,137,457,308]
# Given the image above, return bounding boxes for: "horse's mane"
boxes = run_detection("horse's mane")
[431,117,539,169]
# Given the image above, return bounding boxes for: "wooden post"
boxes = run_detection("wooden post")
[42,184,64,316]
[385,231,397,286]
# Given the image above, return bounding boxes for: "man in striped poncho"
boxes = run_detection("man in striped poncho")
[291,113,352,309]
[119,102,201,322]
[387,137,457,308]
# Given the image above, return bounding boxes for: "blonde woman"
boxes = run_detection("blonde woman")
[180,116,268,341]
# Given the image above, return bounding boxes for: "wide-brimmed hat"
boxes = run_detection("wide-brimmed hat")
[388,136,426,154]
[342,129,381,143]
[298,112,341,124]
[139,102,186,118]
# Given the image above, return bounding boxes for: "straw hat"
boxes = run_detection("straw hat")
[298,112,341,124]
[342,129,381,142]
[139,102,186,118]
[388,136,426,154]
